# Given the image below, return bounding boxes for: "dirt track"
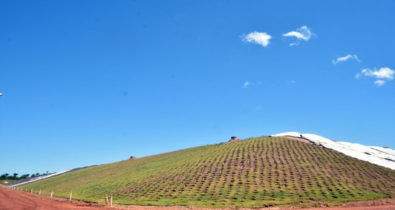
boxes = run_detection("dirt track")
[0,186,113,210]
[1,186,394,210]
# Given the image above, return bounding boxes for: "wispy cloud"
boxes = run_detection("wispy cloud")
[283,25,313,46]
[242,81,263,88]
[357,67,395,86]
[242,32,272,47]
[374,80,386,86]
[332,54,360,64]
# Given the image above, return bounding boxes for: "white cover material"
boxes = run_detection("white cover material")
[273,132,395,170]
[8,170,71,187]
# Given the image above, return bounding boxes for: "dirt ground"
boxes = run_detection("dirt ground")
[0,186,112,210]
[1,186,394,210]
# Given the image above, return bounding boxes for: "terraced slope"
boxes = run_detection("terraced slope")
[22,137,395,208]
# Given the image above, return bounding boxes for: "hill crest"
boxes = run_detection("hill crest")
[21,136,395,208]
[273,132,395,170]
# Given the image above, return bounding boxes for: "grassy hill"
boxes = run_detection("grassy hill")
[21,137,395,208]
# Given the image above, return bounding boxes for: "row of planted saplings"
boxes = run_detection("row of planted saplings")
[12,187,115,207]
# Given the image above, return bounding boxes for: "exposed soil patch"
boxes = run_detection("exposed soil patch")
[0,186,114,210]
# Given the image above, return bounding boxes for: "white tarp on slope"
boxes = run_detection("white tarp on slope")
[8,170,71,187]
[272,132,395,170]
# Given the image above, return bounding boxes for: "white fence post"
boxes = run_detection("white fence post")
[50,191,53,199]
[69,191,72,201]
[39,190,41,195]
[110,194,113,207]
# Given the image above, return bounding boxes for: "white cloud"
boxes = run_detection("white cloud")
[242,32,272,47]
[283,25,313,46]
[357,67,395,86]
[374,80,386,86]
[332,54,360,64]
[242,81,250,88]
[242,81,263,88]
[361,67,394,80]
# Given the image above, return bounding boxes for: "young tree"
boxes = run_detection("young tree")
[12,173,18,180]
[0,173,9,180]
[20,174,30,179]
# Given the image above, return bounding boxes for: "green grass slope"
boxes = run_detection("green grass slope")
[22,137,395,208]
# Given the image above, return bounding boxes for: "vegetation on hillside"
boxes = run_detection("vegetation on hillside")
[22,137,395,208]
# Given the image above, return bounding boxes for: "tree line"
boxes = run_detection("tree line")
[0,172,50,180]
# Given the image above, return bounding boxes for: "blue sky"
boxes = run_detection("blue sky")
[1,0,394,174]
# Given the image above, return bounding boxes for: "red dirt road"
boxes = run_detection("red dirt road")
[1,186,394,210]
[0,186,113,210]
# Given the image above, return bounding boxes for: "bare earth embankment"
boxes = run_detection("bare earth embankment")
[1,186,395,210]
